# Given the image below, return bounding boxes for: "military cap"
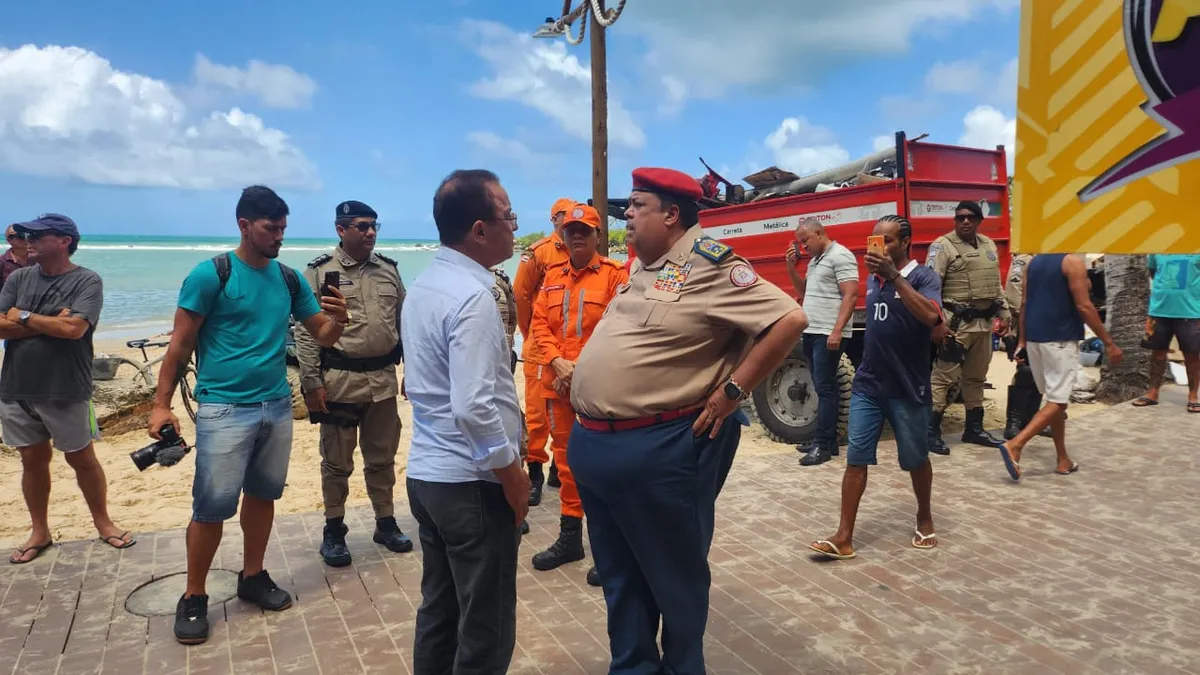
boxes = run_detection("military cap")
[954,200,984,220]
[551,197,574,219]
[631,167,703,203]
[564,203,601,229]
[336,200,378,219]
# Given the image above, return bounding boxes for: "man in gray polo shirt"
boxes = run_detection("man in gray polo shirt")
[786,218,859,466]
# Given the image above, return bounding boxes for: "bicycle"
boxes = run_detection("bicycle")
[105,338,200,423]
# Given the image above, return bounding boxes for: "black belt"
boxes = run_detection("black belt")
[320,344,402,373]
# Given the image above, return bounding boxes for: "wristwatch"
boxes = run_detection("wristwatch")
[18,311,31,325]
[722,378,749,402]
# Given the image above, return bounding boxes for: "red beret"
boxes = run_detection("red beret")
[630,167,703,202]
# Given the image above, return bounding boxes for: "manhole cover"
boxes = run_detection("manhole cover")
[124,569,239,617]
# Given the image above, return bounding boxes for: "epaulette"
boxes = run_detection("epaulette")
[374,252,398,267]
[693,236,732,264]
[529,235,555,251]
[599,257,625,270]
[306,253,333,269]
[493,267,510,283]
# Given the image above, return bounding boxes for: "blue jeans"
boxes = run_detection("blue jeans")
[192,396,293,523]
[802,332,844,448]
[845,392,930,471]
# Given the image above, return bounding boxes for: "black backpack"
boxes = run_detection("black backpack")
[212,252,301,300]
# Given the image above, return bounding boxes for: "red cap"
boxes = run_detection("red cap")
[630,167,703,202]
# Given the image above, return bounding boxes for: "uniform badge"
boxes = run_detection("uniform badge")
[729,264,758,287]
[693,237,732,263]
[520,252,532,263]
[653,262,692,294]
[572,206,584,219]
[342,203,350,214]
[491,287,501,299]
[986,250,997,261]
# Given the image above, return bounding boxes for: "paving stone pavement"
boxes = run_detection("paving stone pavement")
[1,393,1198,674]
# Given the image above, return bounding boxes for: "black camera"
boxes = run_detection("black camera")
[130,424,191,472]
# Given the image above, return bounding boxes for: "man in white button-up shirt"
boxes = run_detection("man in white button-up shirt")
[401,169,530,675]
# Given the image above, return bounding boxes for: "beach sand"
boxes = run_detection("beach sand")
[0,338,1110,550]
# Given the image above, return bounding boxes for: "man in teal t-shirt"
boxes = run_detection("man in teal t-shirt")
[147,186,350,646]
[1136,254,1200,411]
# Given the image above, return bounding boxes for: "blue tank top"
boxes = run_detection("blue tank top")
[1024,254,1084,342]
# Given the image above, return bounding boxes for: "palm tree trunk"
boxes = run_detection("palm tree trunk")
[1095,255,1150,403]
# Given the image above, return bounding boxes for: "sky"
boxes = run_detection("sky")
[0,0,1020,240]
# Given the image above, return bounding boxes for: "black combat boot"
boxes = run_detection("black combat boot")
[928,411,950,455]
[532,516,586,571]
[961,408,1003,447]
[320,518,352,567]
[527,462,544,506]
[1004,386,1024,440]
[373,516,414,553]
[547,460,561,488]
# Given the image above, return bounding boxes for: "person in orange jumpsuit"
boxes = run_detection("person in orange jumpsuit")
[529,203,629,578]
[513,198,573,505]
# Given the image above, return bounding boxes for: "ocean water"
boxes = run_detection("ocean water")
[69,234,532,339]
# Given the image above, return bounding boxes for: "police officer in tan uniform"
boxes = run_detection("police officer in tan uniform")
[925,200,1009,454]
[568,167,808,674]
[296,200,412,567]
[492,266,532,536]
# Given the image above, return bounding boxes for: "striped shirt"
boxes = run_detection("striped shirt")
[801,241,858,337]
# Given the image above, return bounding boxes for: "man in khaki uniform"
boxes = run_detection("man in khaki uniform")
[296,200,412,568]
[925,200,1009,454]
[569,167,808,674]
[492,266,532,536]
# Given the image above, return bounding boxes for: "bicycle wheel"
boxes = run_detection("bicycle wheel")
[178,366,198,423]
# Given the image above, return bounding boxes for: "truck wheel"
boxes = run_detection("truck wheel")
[750,344,854,446]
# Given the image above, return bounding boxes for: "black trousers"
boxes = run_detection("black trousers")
[406,478,519,675]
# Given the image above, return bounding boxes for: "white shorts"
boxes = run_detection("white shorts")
[1027,341,1080,404]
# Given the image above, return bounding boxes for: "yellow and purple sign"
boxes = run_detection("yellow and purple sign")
[1014,0,1200,253]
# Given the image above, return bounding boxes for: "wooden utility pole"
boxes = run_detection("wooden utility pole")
[590,0,609,255]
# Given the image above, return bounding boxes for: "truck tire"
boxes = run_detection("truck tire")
[749,344,854,445]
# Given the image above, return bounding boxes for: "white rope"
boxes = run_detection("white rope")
[547,0,627,43]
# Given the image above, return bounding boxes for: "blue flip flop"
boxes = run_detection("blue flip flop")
[998,443,1021,481]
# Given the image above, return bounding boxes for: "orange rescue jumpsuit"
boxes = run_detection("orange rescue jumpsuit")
[513,234,570,465]
[529,255,629,518]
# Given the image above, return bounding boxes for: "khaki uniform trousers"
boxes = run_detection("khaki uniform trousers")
[931,331,993,412]
[319,397,401,520]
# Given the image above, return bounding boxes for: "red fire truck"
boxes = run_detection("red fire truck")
[604,132,1012,445]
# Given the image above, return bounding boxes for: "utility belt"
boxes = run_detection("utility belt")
[937,300,1002,364]
[320,343,402,373]
[308,401,366,427]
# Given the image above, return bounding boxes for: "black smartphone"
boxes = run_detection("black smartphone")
[322,271,340,296]
[1014,346,1028,362]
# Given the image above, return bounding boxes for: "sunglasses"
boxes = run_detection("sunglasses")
[22,230,67,241]
[5,233,18,242]
[342,221,380,233]
[954,214,980,223]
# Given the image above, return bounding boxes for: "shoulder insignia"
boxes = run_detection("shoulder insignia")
[529,236,554,251]
[491,286,501,300]
[374,253,398,267]
[693,237,732,264]
[493,268,510,283]
[729,263,758,287]
[599,257,625,270]
[519,251,533,263]
[306,253,333,269]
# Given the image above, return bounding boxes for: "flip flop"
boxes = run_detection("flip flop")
[1188,402,1200,413]
[9,541,53,565]
[998,443,1021,481]
[99,532,136,550]
[808,540,856,560]
[1132,396,1159,407]
[911,529,938,550]
[1055,462,1080,475]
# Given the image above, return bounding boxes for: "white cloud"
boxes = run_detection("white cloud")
[959,105,1015,171]
[192,54,317,109]
[0,44,317,190]
[873,135,894,152]
[466,130,552,166]
[461,20,645,149]
[763,117,851,176]
[623,0,1019,101]
[922,56,1018,106]
[658,75,688,116]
